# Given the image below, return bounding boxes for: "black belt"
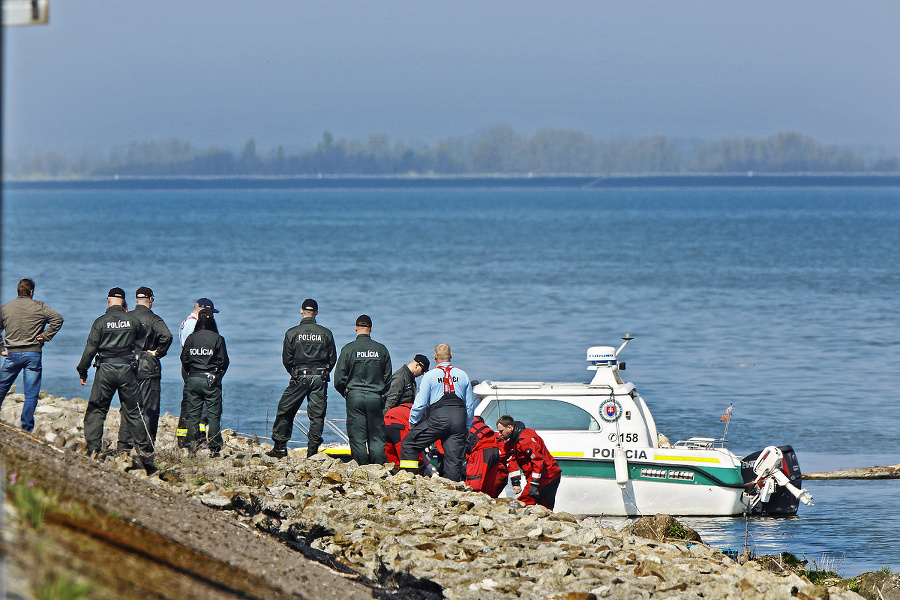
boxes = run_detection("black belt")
[189,371,215,378]
[97,357,133,365]
[292,366,327,377]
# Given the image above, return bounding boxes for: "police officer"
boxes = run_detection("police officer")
[76,287,156,474]
[268,299,336,459]
[334,314,392,465]
[383,354,429,415]
[180,308,229,457]
[176,298,217,447]
[117,286,172,452]
[400,343,475,482]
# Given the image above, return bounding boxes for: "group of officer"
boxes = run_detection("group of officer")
[75,286,231,473]
[268,298,478,484]
[58,288,561,506]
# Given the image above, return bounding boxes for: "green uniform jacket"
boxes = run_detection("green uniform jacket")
[383,364,416,413]
[334,334,392,397]
[282,317,337,372]
[76,305,146,379]
[131,304,173,380]
[180,329,229,377]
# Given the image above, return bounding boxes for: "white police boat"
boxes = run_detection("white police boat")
[473,336,814,516]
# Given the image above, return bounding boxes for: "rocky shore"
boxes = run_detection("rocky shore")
[805,465,900,480]
[0,391,873,599]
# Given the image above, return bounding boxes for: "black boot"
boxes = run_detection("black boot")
[136,452,158,476]
[266,446,287,459]
[306,444,319,457]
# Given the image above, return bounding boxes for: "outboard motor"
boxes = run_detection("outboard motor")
[741,445,813,515]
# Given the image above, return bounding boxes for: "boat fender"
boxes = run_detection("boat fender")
[614,447,629,487]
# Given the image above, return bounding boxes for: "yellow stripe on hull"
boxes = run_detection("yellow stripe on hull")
[654,454,721,463]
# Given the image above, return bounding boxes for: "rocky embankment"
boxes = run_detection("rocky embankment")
[805,465,900,480]
[1,391,869,600]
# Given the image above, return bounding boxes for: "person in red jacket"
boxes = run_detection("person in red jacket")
[464,416,507,497]
[496,414,562,509]
[384,401,413,466]
[385,401,437,475]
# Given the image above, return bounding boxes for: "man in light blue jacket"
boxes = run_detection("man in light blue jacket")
[399,343,475,481]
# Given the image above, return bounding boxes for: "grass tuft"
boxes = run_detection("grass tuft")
[10,479,57,530]
[37,573,91,600]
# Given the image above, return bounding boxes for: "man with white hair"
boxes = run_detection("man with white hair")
[399,343,475,482]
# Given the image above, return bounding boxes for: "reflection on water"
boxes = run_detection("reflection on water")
[598,479,900,576]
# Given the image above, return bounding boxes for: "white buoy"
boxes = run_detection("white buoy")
[614,447,629,487]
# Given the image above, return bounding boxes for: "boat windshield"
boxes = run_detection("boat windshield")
[479,399,600,431]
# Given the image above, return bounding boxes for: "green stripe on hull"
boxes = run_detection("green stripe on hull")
[557,458,744,487]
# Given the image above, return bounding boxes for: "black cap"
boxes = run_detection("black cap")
[355,314,372,327]
[414,354,430,371]
[135,286,153,299]
[197,298,219,313]
[302,298,318,311]
[108,287,126,299]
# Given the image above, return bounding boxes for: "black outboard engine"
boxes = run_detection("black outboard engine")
[741,445,809,515]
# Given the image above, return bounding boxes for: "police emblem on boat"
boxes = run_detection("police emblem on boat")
[599,398,622,422]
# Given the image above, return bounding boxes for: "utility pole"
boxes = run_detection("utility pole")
[1,4,50,597]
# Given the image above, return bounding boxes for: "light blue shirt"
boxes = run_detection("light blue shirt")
[409,362,475,429]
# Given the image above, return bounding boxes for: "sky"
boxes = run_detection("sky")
[3,1,900,154]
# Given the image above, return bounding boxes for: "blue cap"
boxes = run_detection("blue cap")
[197,298,219,313]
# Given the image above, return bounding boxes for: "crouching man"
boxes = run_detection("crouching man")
[496,415,561,509]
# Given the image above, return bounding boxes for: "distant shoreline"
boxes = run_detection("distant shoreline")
[5,173,900,191]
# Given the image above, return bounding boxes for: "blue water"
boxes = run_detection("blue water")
[3,184,900,575]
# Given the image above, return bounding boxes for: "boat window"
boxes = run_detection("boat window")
[480,399,599,431]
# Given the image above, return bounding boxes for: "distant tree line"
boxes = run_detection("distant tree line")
[4,128,899,179]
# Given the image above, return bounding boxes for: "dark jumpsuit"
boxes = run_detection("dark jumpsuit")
[117,304,172,450]
[180,329,229,451]
[271,317,336,455]
[76,305,154,456]
[334,334,392,465]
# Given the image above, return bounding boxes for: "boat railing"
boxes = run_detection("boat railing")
[673,436,728,450]
[293,410,350,444]
[480,380,546,389]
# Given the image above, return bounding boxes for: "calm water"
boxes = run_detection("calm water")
[2,184,899,574]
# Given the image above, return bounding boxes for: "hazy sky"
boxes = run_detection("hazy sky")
[3,2,899,153]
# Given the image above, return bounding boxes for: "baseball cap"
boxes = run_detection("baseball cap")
[108,287,126,299]
[197,297,219,313]
[302,298,318,311]
[414,354,430,371]
[135,286,153,299]
[356,314,372,327]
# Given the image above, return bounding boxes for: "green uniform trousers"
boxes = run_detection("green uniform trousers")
[345,390,386,465]
[184,376,223,451]
[84,364,153,455]
[272,373,327,452]
[117,377,161,451]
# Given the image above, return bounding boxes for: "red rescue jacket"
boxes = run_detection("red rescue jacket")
[503,423,562,491]
[384,402,413,466]
[465,418,506,496]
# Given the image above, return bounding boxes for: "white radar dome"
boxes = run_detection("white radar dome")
[586,346,617,365]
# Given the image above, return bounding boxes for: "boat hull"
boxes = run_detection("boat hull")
[552,475,746,516]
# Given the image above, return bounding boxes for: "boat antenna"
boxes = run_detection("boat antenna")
[614,334,634,357]
[720,403,733,442]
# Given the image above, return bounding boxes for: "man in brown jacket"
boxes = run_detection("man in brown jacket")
[0,278,64,432]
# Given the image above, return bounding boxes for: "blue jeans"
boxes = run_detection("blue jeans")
[0,351,43,432]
